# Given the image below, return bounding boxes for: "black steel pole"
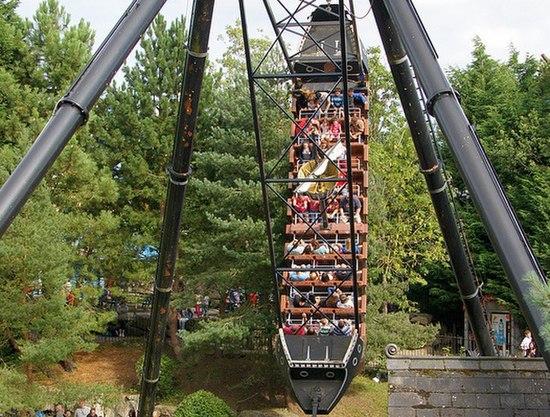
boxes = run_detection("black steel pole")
[238,0,282,328]
[371,0,495,356]
[262,0,294,74]
[338,0,361,330]
[137,2,215,417]
[382,0,549,365]
[0,0,167,239]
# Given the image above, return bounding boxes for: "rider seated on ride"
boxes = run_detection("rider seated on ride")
[320,117,331,135]
[325,198,340,222]
[292,193,310,222]
[283,312,308,335]
[349,116,365,141]
[306,326,319,335]
[339,238,360,254]
[324,288,341,308]
[289,266,309,281]
[334,264,351,280]
[347,88,367,109]
[320,272,334,282]
[339,188,362,224]
[329,87,345,118]
[308,292,322,307]
[337,293,354,309]
[310,238,330,255]
[298,141,316,162]
[329,117,342,141]
[307,198,320,221]
[283,323,307,335]
[318,318,332,336]
[291,79,310,117]
[333,319,353,336]
[307,90,330,118]
[295,117,320,140]
[308,271,319,280]
[287,238,307,255]
[293,294,308,308]
[316,135,331,161]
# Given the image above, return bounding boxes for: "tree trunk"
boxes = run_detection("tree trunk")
[166,307,181,358]
[59,358,77,372]
[267,334,278,405]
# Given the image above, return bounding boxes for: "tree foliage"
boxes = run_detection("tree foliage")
[443,38,550,313]
[2,0,549,408]
[0,1,117,408]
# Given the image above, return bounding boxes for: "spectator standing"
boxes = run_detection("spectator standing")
[117,301,129,337]
[529,339,537,357]
[74,401,90,417]
[520,329,532,357]
[202,295,210,316]
[194,295,202,317]
[55,405,64,417]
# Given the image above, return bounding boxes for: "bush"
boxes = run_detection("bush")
[135,354,178,400]
[175,390,234,417]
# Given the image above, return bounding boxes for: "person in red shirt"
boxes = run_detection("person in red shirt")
[283,324,307,335]
[329,117,342,140]
[292,193,310,222]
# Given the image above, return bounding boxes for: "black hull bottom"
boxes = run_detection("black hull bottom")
[276,330,364,415]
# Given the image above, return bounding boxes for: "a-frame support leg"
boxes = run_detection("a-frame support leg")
[138,2,215,416]
[375,0,548,365]
[371,0,495,356]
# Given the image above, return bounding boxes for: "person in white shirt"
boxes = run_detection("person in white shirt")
[74,400,90,417]
[337,293,354,309]
[520,329,532,357]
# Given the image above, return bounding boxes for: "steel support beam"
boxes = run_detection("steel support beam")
[381,0,548,365]
[137,1,215,416]
[371,0,496,356]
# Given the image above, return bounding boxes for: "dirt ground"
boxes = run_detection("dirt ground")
[50,341,387,417]
[44,341,144,389]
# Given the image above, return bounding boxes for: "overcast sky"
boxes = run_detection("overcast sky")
[16,0,549,71]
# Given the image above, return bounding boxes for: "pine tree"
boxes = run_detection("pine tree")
[445,39,550,311]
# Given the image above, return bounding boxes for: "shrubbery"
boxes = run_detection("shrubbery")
[175,390,234,417]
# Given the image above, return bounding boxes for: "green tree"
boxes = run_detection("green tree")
[365,47,444,361]
[26,0,94,94]
[0,2,118,407]
[445,39,550,313]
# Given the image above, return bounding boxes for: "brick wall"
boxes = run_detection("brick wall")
[387,350,550,417]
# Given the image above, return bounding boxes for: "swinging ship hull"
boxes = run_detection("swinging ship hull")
[276,330,364,414]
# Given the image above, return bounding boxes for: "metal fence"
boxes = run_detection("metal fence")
[398,334,479,357]
[94,313,150,342]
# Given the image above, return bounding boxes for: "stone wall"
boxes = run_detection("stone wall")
[386,347,550,417]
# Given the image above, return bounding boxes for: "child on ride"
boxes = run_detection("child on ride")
[329,117,342,140]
